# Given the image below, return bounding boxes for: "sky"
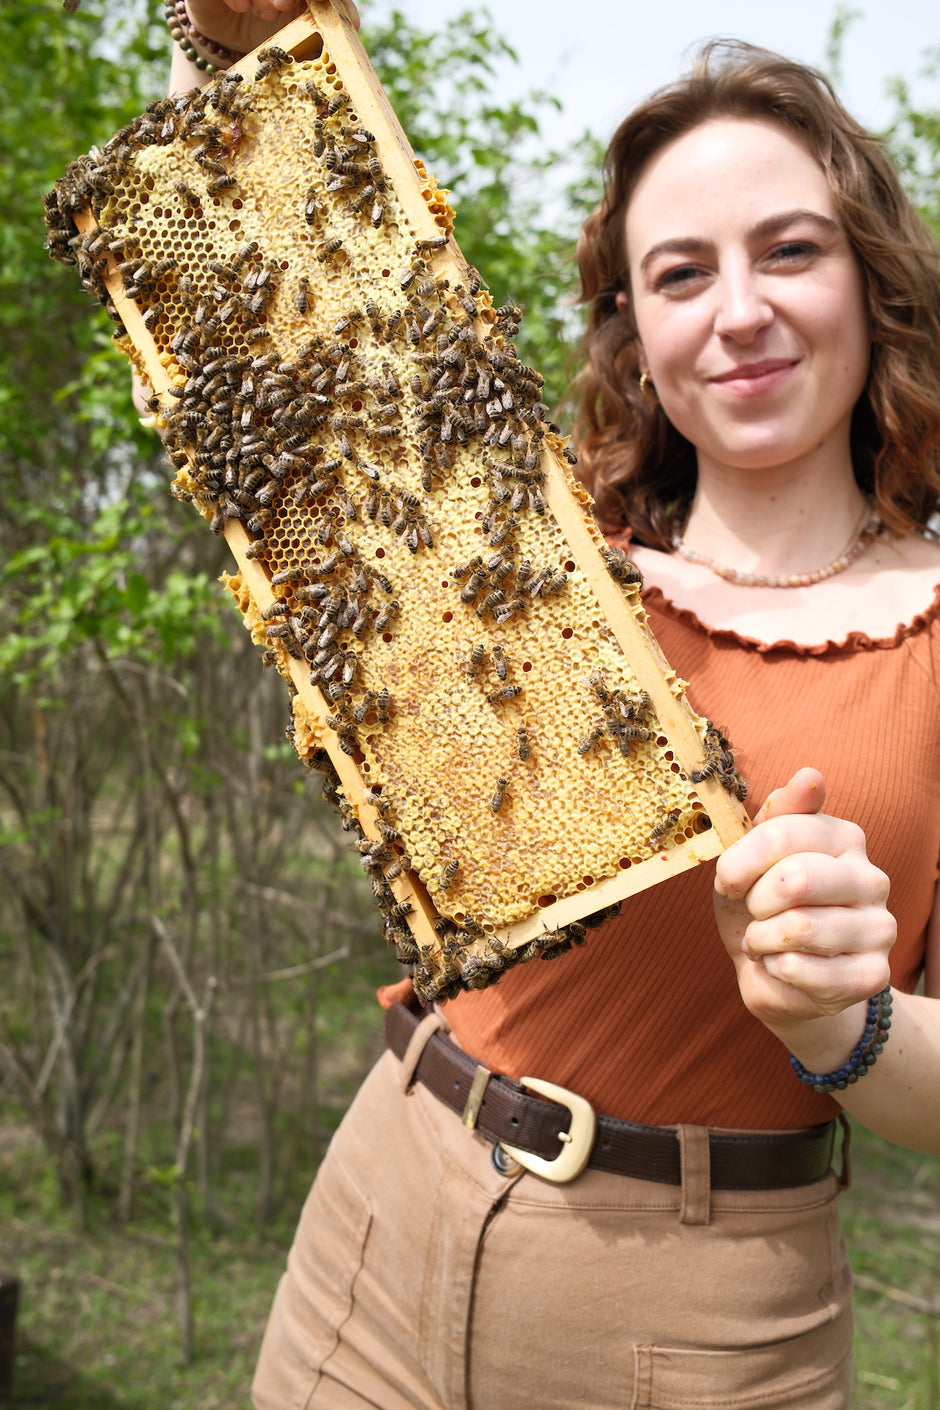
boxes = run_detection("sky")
[366,0,938,152]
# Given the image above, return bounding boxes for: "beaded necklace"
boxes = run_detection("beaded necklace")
[164,0,245,74]
[671,502,882,589]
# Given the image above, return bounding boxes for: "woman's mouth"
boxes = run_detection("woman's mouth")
[710,359,798,396]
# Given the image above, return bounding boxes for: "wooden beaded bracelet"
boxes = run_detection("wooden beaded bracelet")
[789,987,893,1093]
[163,0,246,74]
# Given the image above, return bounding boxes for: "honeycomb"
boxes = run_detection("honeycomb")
[45,4,749,1000]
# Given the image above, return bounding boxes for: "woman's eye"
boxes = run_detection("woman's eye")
[655,265,704,291]
[770,241,818,262]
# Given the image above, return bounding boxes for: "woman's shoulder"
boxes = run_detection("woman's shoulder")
[627,533,940,651]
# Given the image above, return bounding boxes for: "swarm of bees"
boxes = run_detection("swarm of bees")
[44,32,747,1000]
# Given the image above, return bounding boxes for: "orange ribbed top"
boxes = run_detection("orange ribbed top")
[440,582,940,1130]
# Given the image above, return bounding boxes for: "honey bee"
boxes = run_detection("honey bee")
[439,860,460,891]
[255,46,291,78]
[486,684,522,705]
[174,180,203,207]
[487,515,518,548]
[459,568,488,604]
[353,690,376,722]
[476,590,505,618]
[327,91,349,116]
[489,778,508,813]
[578,724,606,756]
[648,808,682,849]
[368,565,394,594]
[516,727,530,761]
[619,723,655,747]
[586,671,610,705]
[341,652,359,688]
[416,235,448,252]
[691,723,745,799]
[466,643,486,679]
[394,935,420,966]
[376,687,390,723]
[601,547,643,587]
[294,277,311,314]
[374,600,398,632]
[415,276,445,299]
[492,644,508,681]
[317,237,344,261]
[540,571,568,597]
[206,174,238,195]
[620,690,654,725]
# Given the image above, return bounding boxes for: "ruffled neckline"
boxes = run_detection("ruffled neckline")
[640,581,940,657]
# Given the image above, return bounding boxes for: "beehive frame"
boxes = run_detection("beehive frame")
[47,0,750,999]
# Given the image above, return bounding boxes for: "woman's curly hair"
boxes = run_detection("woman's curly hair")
[574,40,940,544]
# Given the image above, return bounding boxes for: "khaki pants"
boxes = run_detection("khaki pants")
[253,1012,853,1410]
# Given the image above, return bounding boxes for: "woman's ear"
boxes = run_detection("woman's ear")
[615,290,629,314]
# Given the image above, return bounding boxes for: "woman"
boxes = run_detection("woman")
[166,7,939,1405]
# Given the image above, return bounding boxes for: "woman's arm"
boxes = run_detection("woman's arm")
[714,768,940,1154]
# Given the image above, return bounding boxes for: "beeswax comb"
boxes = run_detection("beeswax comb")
[45,1,750,1000]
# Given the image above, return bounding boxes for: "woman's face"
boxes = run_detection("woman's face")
[622,118,871,481]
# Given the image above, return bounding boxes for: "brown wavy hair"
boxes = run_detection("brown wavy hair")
[574,39,940,544]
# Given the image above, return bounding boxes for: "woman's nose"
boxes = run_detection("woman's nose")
[712,268,773,343]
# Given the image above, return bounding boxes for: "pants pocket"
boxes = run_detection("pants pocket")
[252,1150,373,1410]
[632,1308,854,1409]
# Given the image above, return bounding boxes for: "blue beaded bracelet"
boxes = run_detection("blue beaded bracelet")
[789,987,893,1093]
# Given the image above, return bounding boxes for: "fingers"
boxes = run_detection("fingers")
[716,810,869,902]
[743,850,890,926]
[754,765,825,825]
[712,767,896,1023]
[742,890,895,960]
[759,950,893,1017]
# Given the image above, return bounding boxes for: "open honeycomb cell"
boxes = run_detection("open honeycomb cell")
[45,4,749,1000]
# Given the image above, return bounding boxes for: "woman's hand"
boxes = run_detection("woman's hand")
[185,0,358,53]
[714,768,895,1054]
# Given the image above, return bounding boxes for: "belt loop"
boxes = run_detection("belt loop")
[677,1124,711,1225]
[397,1008,448,1094]
[836,1112,853,1191]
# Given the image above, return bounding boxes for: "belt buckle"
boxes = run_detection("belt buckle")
[498,1077,596,1184]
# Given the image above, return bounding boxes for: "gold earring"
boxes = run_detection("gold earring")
[638,370,658,404]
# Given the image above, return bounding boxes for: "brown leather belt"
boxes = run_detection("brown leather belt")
[386,1001,837,1189]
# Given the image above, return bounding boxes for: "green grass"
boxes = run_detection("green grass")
[841,1123,940,1409]
[0,1144,284,1409]
[0,1103,936,1408]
